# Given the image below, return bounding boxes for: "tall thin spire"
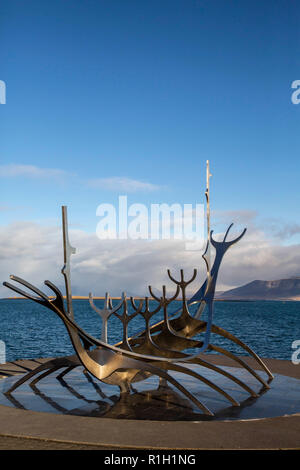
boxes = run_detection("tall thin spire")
[61,206,76,317]
[205,160,212,271]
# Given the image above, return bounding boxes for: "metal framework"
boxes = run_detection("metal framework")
[3,165,274,416]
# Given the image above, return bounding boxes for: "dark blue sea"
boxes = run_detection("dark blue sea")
[0,299,299,362]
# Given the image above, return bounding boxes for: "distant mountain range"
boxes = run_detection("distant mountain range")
[216,277,300,301]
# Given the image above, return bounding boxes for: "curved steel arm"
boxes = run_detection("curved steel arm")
[210,224,247,251]
[167,269,197,287]
[148,285,180,305]
[130,297,146,313]
[89,292,123,343]
[3,276,48,306]
[3,277,93,349]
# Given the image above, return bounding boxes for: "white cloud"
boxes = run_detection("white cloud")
[0,164,67,179]
[260,218,300,241]
[87,177,162,192]
[215,228,300,290]
[0,221,205,298]
[212,209,300,244]
[1,219,300,299]
[0,164,163,194]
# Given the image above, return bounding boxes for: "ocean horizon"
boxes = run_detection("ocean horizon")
[0,299,299,363]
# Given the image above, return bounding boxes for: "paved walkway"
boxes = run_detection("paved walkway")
[0,435,116,450]
[0,355,299,450]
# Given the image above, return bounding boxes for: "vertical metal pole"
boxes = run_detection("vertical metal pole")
[205,160,212,273]
[61,206,76,318]
[194,161,212,320]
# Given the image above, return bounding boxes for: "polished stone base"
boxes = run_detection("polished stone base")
[1,364,299,421]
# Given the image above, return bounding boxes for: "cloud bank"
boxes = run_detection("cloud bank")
[1,219,300,299]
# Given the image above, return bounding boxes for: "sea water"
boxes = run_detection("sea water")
[0,299,299,362]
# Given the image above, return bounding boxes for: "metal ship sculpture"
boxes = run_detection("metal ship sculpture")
[3,162,273,416]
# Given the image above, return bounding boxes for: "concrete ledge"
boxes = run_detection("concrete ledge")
[0,356,299,450]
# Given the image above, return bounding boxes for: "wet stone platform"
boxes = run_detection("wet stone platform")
[0,364,299,421]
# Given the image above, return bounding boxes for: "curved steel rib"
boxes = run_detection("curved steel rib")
[129,295,244,405]
[129,297,260,398]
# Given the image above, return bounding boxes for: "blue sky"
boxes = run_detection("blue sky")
[0,0,299,231]
[0,1,300,297]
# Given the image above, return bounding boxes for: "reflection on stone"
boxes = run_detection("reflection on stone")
[1,365,299,421]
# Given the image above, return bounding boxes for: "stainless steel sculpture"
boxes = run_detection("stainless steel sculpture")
[3,164,274,416]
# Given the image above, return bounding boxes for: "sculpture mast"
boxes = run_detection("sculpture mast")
[205,160,212,273]
[61,206,76,318]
